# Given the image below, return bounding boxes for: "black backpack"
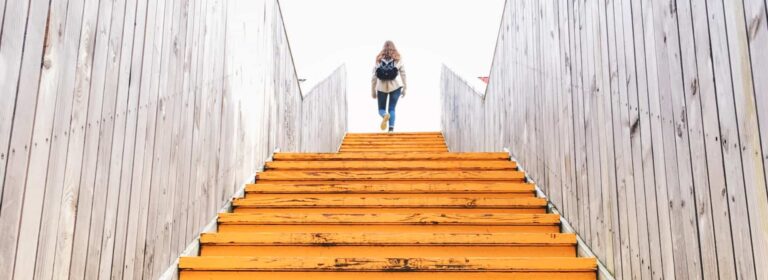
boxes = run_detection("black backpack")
[375,60,399,81]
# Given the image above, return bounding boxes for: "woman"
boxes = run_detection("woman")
[371,40,407,132]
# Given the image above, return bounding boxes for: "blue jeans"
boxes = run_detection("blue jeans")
[377,87,401,128]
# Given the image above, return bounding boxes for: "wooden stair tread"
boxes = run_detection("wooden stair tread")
[179,256,597,271]
[180,132,595,280]
[273,152,509,161]
[256,170,526,181]
[232,196,546,208]
[265,160,517,170]
[341,140,447,144]
[340,148,449,152]
[218,213,560,225]
[199,232,576,245]
[245,182,535,194]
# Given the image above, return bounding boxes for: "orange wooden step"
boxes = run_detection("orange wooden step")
[198,231,575,244]
[198,232,577,257]
[233,208,545,214]
[200,245,574,258]
[231,196,546,209]
[264,160,517,170]
[217,212,561,233]
[339,146,448,150]
[273,152,509,161]
[340,148,449,152]
[342,137,445,141]
[341,141,447,145]
[255,170,526,181]
[341,139,447,144]
[218,224,561,234]
[244,182,535,194]
[180,271,595,280]
[345,133,443,137]
[179,256,596,271]
[218,212,559,226]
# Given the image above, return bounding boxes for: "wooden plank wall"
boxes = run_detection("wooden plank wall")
[0,0,347,279]
[441,0,768,279]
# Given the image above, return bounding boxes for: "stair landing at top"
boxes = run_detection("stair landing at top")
[178,132,597,279]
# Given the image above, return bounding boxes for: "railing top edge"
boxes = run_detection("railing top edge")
[441,64,487,99]
[301,64,347,100]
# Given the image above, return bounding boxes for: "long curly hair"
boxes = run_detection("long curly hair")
[376,40,401,63]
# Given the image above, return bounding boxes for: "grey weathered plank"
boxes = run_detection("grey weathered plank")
[71,0,122,277]
[617,0,653,278]
[3,0,346,279]
[675,0,721,278]
[704,0,758,278]
[722,0,768,278]
[605,0,637,278]
[94,0,136,277]
[2,0,52,278]
[108,0,146,278]
[50,0,102,276]
[143,0,176,276]
[442,0,768,279]
[652,0,704,277]
[33,0,88,278]
[686,0,737,278]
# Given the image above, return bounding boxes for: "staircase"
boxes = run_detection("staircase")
[178,132,597,279]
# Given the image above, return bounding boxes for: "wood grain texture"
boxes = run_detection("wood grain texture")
[245,182,535,194]
[0,0,346,278]
[232,196,547,208]
[274,152,509,161]
[441,0,768,278]
[200,245,575,258]
[256,170,526,181]
[179,256,596,271]
[179,271,596,280]
[199,232,577,245]
[218,212,561,225]
[265,160,517,170]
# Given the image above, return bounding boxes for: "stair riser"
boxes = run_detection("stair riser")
[180,271,595,280]
[199,245,576,258]
[231,208,547,214]
[217,225,561,234]
[242,193,536,199]
[273,153,509,161]
[340,149,449,152]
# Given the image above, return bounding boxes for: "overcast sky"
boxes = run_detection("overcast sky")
[280,0,505,132]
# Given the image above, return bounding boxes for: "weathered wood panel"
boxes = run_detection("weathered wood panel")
[441,0,768,279]
[0,0,346,279]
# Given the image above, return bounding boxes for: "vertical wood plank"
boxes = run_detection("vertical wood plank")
[685,0,737,278]
[109,0,146,278]
[66,0,116,277]
[33,0,87,278]
[723,0,768,277]
[704,0,757,278]
[50,0,102,276]
[15,0,64,275]
[2,0,52,278]
[675,0,721,277]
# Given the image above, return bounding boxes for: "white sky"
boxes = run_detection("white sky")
[280,0,504,132]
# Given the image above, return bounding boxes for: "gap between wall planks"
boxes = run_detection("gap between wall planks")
[0,0,347,279]
[441,0,768,279]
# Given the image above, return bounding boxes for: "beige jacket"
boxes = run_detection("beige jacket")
[371,59,407,96]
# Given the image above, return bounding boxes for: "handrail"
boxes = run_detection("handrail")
[442,0,509,102]
[441,64,487,98]
[302,64,346,99]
